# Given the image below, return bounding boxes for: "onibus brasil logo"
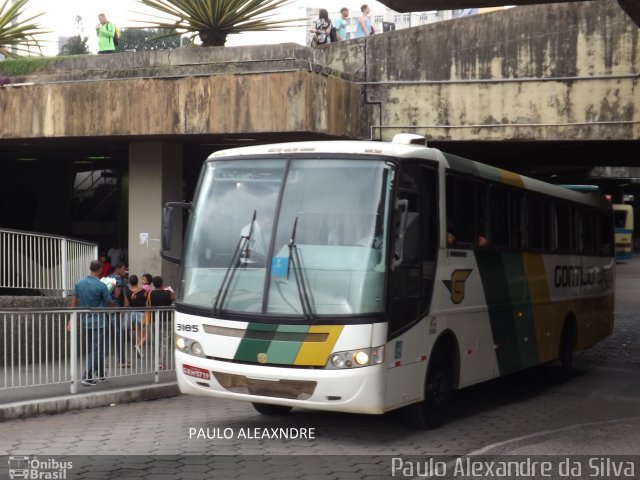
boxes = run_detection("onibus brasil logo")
[8,456,73,479]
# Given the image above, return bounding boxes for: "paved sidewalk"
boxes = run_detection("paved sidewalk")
[0,259,638,479]
[0,380,179,421]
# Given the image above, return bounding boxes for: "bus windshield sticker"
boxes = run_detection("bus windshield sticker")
[271,256,289,278]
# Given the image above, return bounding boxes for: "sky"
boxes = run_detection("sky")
[24,0,384,54]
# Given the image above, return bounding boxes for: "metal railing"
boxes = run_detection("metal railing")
[1,307,174,394]
[0,228,98,296]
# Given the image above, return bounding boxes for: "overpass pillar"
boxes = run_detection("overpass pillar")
[128,142,183,288]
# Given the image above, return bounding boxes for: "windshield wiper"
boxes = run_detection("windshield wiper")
[287,216,314,321]
[213,210,256,315]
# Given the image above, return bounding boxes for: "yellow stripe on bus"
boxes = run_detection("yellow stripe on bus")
[293,325,344,366]
[498,168,525,188]
[522,253,557,363]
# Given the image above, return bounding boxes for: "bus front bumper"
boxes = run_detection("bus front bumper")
[175,351,386,414]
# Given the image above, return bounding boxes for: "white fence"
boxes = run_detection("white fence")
[1,307,174,394]
[0,228,98,296]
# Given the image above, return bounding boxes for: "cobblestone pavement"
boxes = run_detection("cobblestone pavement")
[1,259,639,479]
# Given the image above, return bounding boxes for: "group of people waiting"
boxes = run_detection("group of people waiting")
[68,258,176,386]
[311,5,375,46]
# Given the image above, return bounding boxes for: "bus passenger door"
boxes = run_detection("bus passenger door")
[385,164,439,410]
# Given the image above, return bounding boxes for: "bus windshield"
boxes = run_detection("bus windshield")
[180,158,394,317]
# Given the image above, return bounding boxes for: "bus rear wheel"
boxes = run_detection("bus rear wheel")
[402,346,452,429]
[551,323,576,384]
[252,402,292,415]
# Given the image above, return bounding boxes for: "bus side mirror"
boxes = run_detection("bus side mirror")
[161,202,191,264]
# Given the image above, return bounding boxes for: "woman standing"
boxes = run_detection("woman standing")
[148,276,176,369]
[311,9,332,46]
[126,275,149,357]
[355,4,374,38]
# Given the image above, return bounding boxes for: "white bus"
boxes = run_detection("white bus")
[164,135,615,428]
[613,203,633,260]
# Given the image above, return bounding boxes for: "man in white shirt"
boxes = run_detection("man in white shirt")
[107,241,125,266]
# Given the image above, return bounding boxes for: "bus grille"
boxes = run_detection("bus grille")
[213,372,316,400]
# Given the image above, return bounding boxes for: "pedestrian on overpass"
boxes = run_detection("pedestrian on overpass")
[96,13,116,54]
[67,260,114,386]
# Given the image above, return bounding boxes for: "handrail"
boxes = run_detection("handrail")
[0,227,97,246]
[1,306,176,395]
[0,228,98,296]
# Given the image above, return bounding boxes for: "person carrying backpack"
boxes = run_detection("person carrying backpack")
[96,13,118,54]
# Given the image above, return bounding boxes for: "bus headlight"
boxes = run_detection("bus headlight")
[191,342,204,356]
[330,353,345,368]
[354,351,369,366]
[175,335,206,358]
[327,346,384,369]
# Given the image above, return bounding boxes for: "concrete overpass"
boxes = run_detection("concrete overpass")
[0,0,638,281]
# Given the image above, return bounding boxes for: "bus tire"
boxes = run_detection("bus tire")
[552,320,576,384]
[402,345,452,429]
[251,402,292,415]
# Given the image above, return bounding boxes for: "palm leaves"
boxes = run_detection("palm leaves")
[136,0,301,47]
[0,0,47,58]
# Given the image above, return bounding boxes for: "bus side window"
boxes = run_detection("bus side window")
[490,186,522,251]
[446,175,487,248]
[491,188,510,248]
[556,202,572,254]
[581,210,596,255]
[526,195,551,252]
[600,212,614,256]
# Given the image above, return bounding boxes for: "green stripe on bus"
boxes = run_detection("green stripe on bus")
[502,253,539,368]
[444,153,478,175]
[265,324,309,365]
[474,162,502,183]
[475,250,522,375]
[233,323,279,363]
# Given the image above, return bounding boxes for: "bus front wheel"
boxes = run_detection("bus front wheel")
[252,402,292,415]
[402,346,452,429]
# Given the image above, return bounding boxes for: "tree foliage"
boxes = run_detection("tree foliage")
[59,35,89,56]
[0,0,48,58]
[115,28,181,52]
[59,16,89,56]
[135,0,302,47]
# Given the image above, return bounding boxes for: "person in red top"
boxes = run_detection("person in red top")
[98,253,112,277]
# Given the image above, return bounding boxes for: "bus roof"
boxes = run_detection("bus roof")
[209,139,611,210]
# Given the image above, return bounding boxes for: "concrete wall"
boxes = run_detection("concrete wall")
[0,71,364,140]
[316,0,639,141]
[0,2,636,144]
[0,43,365,141]
[379,0,640,28]
[128,142,183,287]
